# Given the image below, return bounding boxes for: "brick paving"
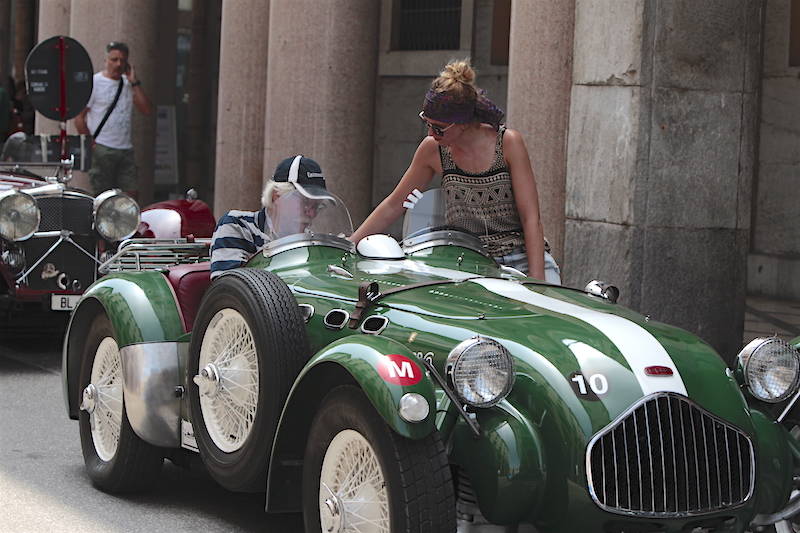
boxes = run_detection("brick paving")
[743,295,800,344]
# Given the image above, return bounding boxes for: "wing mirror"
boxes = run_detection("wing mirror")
[584,280,620,303]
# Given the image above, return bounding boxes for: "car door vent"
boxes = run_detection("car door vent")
[324,309,349,330]
[360,315,389,335]
[298,304,314,323]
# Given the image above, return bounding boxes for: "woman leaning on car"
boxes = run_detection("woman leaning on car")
[351,58,558,282]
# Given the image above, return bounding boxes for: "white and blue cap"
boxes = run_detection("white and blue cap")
[272,155,334,201]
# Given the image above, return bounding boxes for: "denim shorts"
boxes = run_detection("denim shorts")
[494,246,562,285]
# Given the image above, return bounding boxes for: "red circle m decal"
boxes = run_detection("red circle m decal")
[377,354,422,386]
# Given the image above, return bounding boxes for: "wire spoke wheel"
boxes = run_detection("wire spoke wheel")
[197,308,259,453]
[319,429,390,533]
[88,336,123,461]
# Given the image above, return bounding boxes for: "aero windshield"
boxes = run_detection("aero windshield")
[267,188,353,241]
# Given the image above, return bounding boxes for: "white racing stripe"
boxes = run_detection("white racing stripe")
[472,278,687,396]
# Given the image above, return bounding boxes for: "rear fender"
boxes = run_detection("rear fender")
[265,336,436,512]
[62,272,184,419]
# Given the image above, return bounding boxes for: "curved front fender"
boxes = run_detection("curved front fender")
[62,272,185,419]
[265,335,436,512]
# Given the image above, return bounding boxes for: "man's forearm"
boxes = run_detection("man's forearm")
[74,113,89,135]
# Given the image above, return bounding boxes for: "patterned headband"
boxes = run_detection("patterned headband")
[422,88,505,131]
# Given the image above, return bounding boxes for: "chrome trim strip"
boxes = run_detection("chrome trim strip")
[401,230,490,258]
[119,342,181,448]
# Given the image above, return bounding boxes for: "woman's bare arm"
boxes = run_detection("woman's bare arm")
[350,136,440,243]
[504,129,546,280]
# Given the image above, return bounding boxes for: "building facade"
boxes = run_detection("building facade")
[0,0,797,360]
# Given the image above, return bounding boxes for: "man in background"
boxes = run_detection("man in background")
[75,41,152,199]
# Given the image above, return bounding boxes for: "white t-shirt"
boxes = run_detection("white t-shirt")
[85,72,134,150]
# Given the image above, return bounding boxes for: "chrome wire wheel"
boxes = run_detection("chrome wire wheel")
[196,308,259,453]
[319,429,389,533]
[85,336,123,462]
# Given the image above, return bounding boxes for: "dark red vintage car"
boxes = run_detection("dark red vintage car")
[0,161,214,322]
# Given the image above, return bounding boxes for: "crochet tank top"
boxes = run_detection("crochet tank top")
[439,127,525,256]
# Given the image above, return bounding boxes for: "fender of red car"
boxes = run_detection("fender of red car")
[265,335,436,512]
[62,272,184,418]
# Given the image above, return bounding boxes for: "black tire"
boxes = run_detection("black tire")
[78,312,163,492]
[187,268,309,492]
[303,386,456,532]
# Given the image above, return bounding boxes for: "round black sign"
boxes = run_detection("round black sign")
[25,36,93,121]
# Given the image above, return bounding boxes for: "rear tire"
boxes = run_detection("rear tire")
[303,386,456,532]
[78,312,163,492]
[188,268,309,492]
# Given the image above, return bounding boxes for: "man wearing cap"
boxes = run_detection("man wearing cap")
[75,41,152,199]
[210,155,333,279]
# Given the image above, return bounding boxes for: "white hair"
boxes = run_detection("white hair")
[261,180,295,209]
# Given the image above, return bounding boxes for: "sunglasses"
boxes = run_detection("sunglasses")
[419,112,456,137]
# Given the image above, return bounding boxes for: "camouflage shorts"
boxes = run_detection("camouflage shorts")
[89,143,138,194]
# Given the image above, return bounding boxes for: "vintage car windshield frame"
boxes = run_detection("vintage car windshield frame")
[262,232,355,258]
[400,229,490,258]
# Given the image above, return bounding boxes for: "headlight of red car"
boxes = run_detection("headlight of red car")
[0,190,40,241]
[94,189,140,242]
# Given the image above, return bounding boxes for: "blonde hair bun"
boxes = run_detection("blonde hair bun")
[440,59,475,86]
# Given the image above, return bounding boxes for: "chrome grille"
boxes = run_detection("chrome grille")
[36,196,93,234]
[586,393,754,517]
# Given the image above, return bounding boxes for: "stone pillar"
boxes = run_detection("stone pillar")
[564,0,764,361]
[0,0,10,84]
[747,0,800,300]
[70,0,159,203]
[213,0,269,217]
[35,0,71,136]
[12,0,34,84]
[506,0,575,265]
[264,0,380,226]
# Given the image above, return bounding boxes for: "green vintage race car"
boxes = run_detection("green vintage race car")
[62,189,800,532]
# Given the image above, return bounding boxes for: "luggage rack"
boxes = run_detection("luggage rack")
[99,238,211,274]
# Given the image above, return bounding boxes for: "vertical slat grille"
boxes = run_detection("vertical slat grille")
[36,196,93,234]
[587,393,753,517]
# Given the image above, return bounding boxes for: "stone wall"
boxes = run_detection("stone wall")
[748,0,800,300]
[564,0,764,361]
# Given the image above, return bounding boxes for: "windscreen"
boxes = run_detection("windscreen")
[268,189,352,240]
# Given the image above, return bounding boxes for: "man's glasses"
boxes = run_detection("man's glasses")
[419,111,455,137]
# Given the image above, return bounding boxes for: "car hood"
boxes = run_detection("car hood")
[381,276,752,435]
[0,173,47,192]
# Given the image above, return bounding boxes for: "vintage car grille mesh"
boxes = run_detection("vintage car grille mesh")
[36,196,93,234]
[587,393,754,517]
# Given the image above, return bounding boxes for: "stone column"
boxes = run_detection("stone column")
[70,0,159,203]
[264,0,380,226]
[0,0,10,84]
[564,0,764,361]
[12,0,34,84]
[213,0,269,217]
[35,0,71,135]
[506,0,575,265]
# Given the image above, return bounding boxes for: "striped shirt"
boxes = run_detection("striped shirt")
[210,208,270,279]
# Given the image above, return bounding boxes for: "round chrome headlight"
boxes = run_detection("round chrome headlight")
[738,337,800,403]
[0,191,40,241]
[94,190,140,242]
[446,337,515,408]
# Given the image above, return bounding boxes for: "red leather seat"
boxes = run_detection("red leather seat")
[166,262,212,332]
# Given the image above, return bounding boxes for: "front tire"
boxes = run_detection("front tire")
[78,312,163,492]
[303,386,456,533]
[188,268,309,492]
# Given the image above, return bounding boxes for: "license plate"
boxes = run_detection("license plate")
[51,294,80,311]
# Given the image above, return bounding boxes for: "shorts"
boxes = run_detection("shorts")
[89,143,138,194]
[494,246,562,285]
